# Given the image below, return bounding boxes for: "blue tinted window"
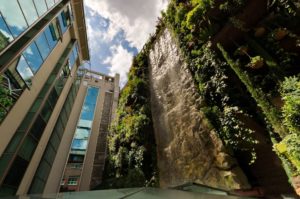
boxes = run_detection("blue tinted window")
[69,51,75,68]
[44,26,57,49]
[71,139,88,150]
[58,14,67,33]
[74,128,90,139]
[23,43,43,73]
[18,0,39,26]
[46,0,55,9]
[72,45,78,59]
[33,0,47,16]
[0,1,28,37]
[80,87,99,121]
[35,33,51,60]
[0,14,13,51]
[16,56,33,85]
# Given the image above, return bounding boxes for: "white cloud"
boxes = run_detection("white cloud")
[103,45,134,87]
[85,0,168,50]
[84,0,169,86]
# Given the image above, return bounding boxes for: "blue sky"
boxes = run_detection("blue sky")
[83,0,168,86]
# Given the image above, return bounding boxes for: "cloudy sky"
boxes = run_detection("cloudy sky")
[83,0,169,86]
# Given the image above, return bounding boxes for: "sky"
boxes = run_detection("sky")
[83,0,169,87]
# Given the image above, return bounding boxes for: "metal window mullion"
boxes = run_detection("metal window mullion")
[33,41,44,62]
[16,0,30,27]
[44,0,49,10]
[31,0,40,18]
[42,31,52,50]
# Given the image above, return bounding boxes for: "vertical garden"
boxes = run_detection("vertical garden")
[102,0,300,195]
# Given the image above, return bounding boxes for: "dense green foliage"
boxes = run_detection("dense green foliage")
[163,0,300,188]
[281,76,300,135]
[0,77,13,123]
[0,32,9,51]
[100,35,161,189]
[164,0,259,164]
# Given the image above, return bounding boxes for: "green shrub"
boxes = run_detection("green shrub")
[281,76,300,134]
[275,133,300,175]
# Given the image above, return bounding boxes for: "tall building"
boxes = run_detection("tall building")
[0,0,119,196]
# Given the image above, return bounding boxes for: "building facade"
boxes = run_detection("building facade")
[0,0,119,196]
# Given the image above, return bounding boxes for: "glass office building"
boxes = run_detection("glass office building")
[0,0,120,196]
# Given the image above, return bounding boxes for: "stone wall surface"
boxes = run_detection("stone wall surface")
[148,28,250,190]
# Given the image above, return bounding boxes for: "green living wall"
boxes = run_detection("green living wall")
[101,0,300,193]
[98,32,163,188]
[163,0,300,191]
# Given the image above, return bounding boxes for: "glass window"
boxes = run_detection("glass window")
[30,115,46,140]
[74,128,90,139]
[50,133,60,151]
[18,0,39,26]
[44,144,55,164]
[35,33,51,60]
[22,42,43,73]
[46,0,55,9]
[44,26,57,49]
[33,0,47,16]
[55,119,64,138]
[58,14,67,33]
[41,101,53,122]
[0,154,13,178]
[29,177,45,194]
[36,160,50,181]
[78,119,92,128]
[67,176,79,185]
[5,131,24,153]
[0,14,13,51]
[60,109,68,125]
[68,154,84,163]
[3,155,28,187]
[18,136,37,161]
[0,1,28,37]
[48,89,58,108]
[69,52,75,69]
[16,55,34,86]
[49,19,61,41]
[71,139,88,150]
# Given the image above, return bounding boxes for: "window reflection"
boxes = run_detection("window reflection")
[22,42,43,73]
[74,128,90,139]
[44,26,57,49]
[45,0,55,9]
[16,56,33,86]
[0,1,28,37]
[58,14,67,33]
[18,0,39,26]
[33,0,47,17]
[35,33,50,60]
[0,14,13,51]
[71,139,88,150]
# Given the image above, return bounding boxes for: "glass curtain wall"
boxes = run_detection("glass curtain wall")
[0,41,76,196]
[29,79,81,194]
[60,86,99,192]
[0,0,63,52]
[0,7,76,124]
